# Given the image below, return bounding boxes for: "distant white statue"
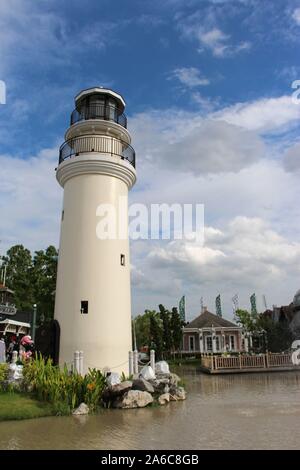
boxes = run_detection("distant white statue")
[291,340,300,350]
[291,342,300,366]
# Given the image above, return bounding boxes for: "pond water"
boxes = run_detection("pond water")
[1,368,300,450]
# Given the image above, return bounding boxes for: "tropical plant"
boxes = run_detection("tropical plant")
[22,354,107,413]
[0,364,8,391]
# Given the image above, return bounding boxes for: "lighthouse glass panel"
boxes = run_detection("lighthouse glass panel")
[88,94,104,119]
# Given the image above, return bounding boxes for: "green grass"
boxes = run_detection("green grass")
[0,392,55,421]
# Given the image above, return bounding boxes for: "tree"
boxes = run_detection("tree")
[257,314,293,352]
[149,312,163,360]
[158,304,173,355]
[31,246,58,322]
[235,308,294,353]
[133,310,154,350]
[234,309,258,333]
[2,245,34,311]
[2,244,58,321]
[170,307,182,351]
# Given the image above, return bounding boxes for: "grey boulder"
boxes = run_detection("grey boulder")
[114,390,153,409]
[158,393,170,405]
[72,402,89,415]
[132,378,154,394]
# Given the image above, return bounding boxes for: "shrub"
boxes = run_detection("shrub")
[22,354,107,412]
[0,364,8,391]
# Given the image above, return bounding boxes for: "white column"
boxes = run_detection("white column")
[199,329,204,353]
[222,332,225,352]
[79,350,83,375]
[244,335,249,353]
[238,331,243,352]
[150,349,155,371]
[128,351,133,376]
[74,350,79,373]
[212,328,216,353]
[133,350,138,374]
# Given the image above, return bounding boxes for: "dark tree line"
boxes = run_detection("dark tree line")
[235,309,294,352]
[134,304,184,359]
[1,244,58,322]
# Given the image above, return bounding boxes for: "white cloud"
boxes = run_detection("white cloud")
[197,28,251,57]
[0,1,124,74]
[283,142,300,172]
[170,67,210,87]
[292,8,300,25]
[0,147,61,252]
[131,110,265,175]
[148,216,300,285]
[177,17,251,58]
[213,95,300,133]
[163,120,264,174]
[131,214,300,317]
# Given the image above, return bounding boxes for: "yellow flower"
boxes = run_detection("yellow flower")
[87,382,96,391]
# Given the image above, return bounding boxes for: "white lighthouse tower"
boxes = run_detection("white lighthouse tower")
[54,87,136,375]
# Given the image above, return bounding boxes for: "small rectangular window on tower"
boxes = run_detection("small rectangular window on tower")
[80,300,88,314]
[120,254,125,266]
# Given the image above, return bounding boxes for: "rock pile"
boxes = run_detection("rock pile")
[102,361,186,409]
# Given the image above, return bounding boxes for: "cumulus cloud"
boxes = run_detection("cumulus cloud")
[148,216,300,284]
[131,111,265,175]
[0,0,125,74]
[283,143,300,172]
[196,28,251,57]
[0,147,62,252]
[161,120,264,174]
[213,95,300,133]
[292,8,300,25]
[131,213,300,317]
[170,67,210,87]
[177,14,251,58]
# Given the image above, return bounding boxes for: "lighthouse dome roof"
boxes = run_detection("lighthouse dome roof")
[74,87,126,111]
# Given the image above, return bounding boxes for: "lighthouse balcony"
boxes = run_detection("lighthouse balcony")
[59,135,135,168]
[70,103,127,129]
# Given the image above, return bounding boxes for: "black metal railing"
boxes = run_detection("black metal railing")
[70,104,127,128]
[59,135,135,168]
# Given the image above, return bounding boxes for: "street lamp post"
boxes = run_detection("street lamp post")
[32,304,37,341]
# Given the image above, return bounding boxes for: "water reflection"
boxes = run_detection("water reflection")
[1,369,300,450]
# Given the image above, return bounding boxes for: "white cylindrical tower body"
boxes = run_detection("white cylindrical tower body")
[54,87,136,375]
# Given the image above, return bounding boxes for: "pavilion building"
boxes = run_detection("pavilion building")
[182,309,247,354]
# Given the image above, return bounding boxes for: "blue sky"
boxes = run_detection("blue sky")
[1,0,300,318]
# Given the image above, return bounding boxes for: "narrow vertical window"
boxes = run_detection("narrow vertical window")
[81,300,88,314]
[120,254,125,266]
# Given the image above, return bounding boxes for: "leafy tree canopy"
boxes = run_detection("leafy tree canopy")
[1,244,58,321]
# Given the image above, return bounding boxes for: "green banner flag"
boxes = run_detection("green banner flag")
[250,293,257,315]
[179,295,185,322]
[216,294,222,317]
